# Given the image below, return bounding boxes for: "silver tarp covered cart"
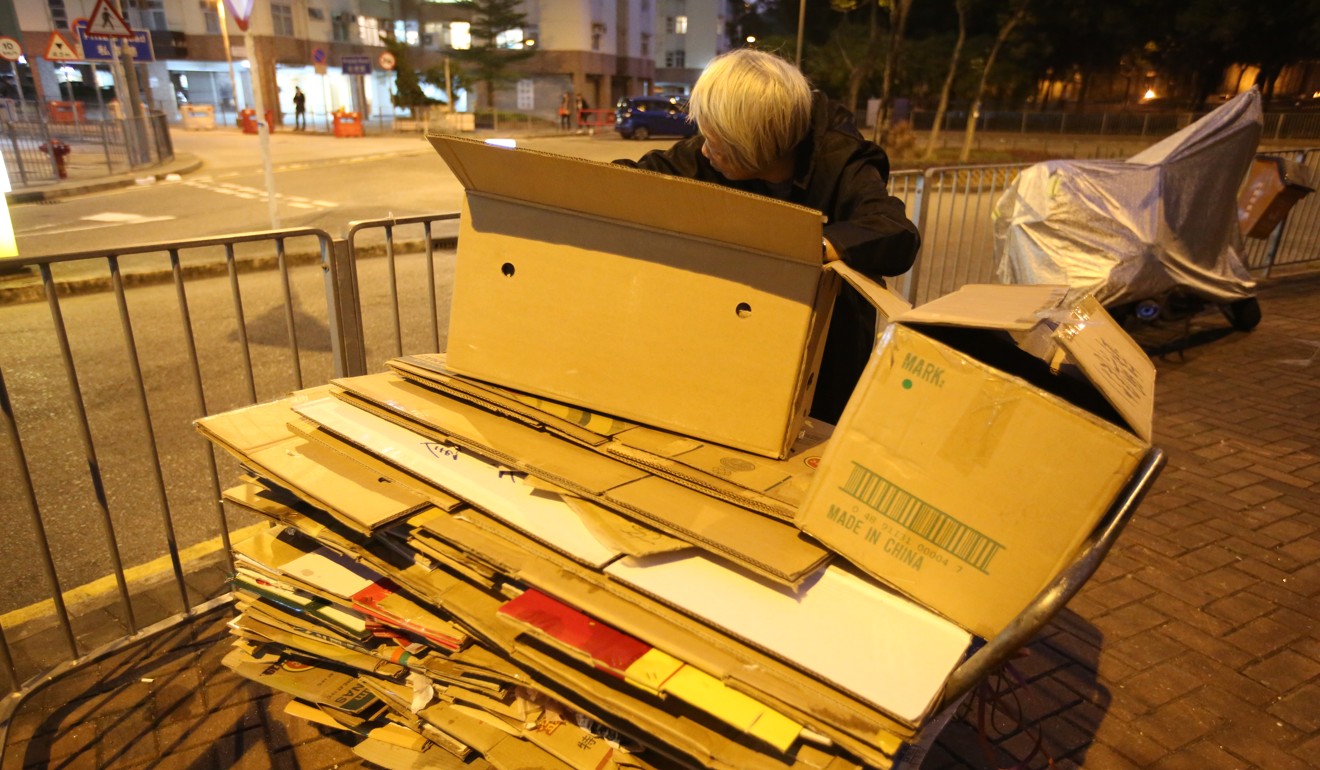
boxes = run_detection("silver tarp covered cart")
[992,91,1264,325]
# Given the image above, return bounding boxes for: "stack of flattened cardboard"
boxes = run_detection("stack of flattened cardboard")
[194,139,1156,770]
[198,375,974,770]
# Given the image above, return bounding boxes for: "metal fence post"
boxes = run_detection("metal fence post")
[5,121,28,185]
[322,236,368,377]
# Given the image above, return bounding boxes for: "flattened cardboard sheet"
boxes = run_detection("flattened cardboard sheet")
[195,392,428,533]
[604,553,971,725]
[389,354,831,519]
[329,373,831,587]
[294,395,623,569]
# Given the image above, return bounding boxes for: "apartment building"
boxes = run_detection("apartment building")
[2,0,733,126]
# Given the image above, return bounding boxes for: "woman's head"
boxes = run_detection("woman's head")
[688,49,812,180]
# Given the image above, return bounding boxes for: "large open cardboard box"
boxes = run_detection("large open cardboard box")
[798,284,1154,640]
[429,135,837,459]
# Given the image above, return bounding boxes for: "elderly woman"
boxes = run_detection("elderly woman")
[617,48,920,425]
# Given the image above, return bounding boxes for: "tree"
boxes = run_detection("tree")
[873,0,916,142]
[451,0,535,128]
[812,1,883,114]
[959,0,1029,161]
[381,33,435,118]
[923,0,967,158]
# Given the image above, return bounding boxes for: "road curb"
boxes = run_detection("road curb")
[5,156,206,204]
[0,236,460,305]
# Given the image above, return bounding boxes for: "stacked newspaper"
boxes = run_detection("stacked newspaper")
[195,353,974,770]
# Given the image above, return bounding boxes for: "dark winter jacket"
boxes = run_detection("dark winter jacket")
[617,92,921,424]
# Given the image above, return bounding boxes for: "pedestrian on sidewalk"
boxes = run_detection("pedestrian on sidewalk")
[613,48,919,424]
[293,87,306,131]
[576,94,589,131]
[559,92,571,130]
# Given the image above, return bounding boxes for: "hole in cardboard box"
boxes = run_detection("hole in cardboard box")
[501,262,515,277]
[735,302,752,318]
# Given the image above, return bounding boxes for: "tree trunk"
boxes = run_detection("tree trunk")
[959,0,1028,163]
[923,0,967,159]
[844,2,882,120]
[872,0,915,144]
[485,79,498,131]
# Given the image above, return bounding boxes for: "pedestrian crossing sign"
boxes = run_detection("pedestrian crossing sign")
[85,0,136,38]
[44,31,80,61]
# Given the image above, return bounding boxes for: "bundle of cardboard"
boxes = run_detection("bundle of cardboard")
[194,137,1156,770]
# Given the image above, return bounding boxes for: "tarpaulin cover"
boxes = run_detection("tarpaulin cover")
[992,90,1263,306]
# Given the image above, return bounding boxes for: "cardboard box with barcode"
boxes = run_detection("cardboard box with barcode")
[798,283,1154,640]
[428,134,838,460]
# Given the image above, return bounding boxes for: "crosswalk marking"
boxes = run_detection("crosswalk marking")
[185,178,339,210]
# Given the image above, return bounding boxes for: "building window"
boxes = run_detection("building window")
[127,0,167,31]
[394,20,420,45]
[449,21,471,50]
[332,13,351,41]
[358,16,384,46]
[424,22,445,48]
[201,1,220,34]
[47,0,70,28]
[641,33,650,57]
[665,50,685,68]
[592,22,606,51]
[674,15,687,34]
[495,28,524,49]
[271,3,295,36]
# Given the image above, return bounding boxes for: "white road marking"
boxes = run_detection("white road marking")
[184,178,339,210]
[16,211,176,235]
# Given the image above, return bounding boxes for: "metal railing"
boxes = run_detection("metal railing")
[911,108,1320,142]
[0,150,1317,755]
[1,111,175,187]
[1242,149,1320,276]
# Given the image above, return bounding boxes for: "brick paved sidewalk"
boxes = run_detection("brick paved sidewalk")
[2,271,1317,770]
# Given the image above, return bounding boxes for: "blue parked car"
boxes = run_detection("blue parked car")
[614,95,697,140]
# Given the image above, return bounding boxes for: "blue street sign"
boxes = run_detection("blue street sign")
[341,55,372,75]
[75,21,154,61]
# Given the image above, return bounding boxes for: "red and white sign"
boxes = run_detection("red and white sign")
[378,51,396,71]
[0,37,22,62]
[84,0,135,38]
[44,31,80,61]
[223,0,256,32]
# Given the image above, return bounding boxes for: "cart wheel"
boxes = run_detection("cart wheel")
[1222,297,1262,331]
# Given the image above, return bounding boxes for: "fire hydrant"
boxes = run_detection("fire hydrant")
[40,140,71,179]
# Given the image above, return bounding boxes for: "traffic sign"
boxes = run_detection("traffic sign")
[44,31,81,61]
[0,37,22,62]
[75,21,154,62]
[312,47,327,75]
[378,51,396,71]
[341,55,372,75]
[223,0,255,32]
[84,0,136,38]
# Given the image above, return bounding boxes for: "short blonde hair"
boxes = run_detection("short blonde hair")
[688,49,813,175]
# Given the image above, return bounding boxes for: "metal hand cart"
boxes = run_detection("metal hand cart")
[894,447,1166,769]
